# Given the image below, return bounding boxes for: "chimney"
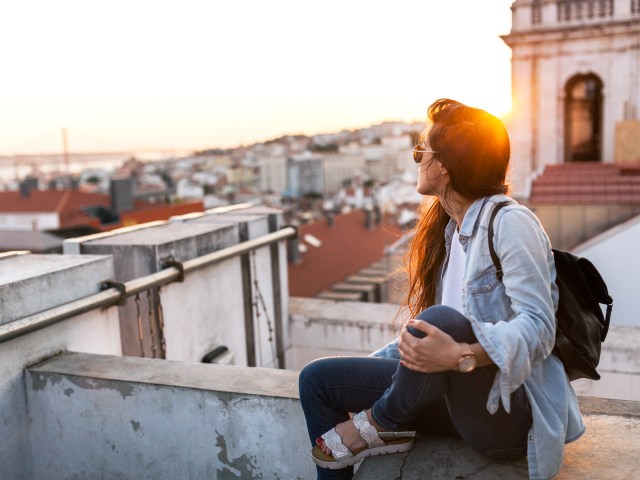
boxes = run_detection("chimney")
[374,205,382,225]
[287,236,301,264]
[364,206,373,230]
[325,211,334,227]
[19,177,38,198]
[110,177,134,213]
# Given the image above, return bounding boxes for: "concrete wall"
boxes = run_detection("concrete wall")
[287,297,403,369]
[63,206,290,368]
[26,352,314,480]
[0,212,59,231]
[71,222,240,358]
[0,254,121,480]
[533,204,640,251]
[573,326,640,401]
[573,214,640,327]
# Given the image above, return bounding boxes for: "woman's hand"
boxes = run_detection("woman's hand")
[398,320,461,373]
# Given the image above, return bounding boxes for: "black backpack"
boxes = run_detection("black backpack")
[488,201,613,381]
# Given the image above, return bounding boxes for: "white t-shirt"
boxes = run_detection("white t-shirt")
[440,229,466,314]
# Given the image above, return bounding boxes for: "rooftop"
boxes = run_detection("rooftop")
[1,203,639,479]
[288,209,404,297]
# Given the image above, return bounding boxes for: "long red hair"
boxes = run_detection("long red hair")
[403,99,511,317]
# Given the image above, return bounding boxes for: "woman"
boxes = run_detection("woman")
[298,99,585,480]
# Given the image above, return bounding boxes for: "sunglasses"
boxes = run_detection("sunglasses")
[412,145,438,164]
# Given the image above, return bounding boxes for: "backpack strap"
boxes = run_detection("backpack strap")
[488,201,511,282]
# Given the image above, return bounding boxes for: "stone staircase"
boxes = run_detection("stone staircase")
[530,162,640,204]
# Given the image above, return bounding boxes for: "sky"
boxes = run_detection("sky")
[0,0,515,155]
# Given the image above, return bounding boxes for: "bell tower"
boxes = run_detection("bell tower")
[502,0,640,197]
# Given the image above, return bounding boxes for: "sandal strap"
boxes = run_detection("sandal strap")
[352,411,384,448]
[321,428,351,460]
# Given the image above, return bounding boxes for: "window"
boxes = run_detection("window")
[564,74,604,163]
[557,0,613,21]
[532,0,543,24]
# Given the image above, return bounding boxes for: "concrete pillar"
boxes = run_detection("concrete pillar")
[0,254,120,480]
[65,222,241,361]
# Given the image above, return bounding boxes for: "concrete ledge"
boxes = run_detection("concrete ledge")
[28,351,299,399]
[0,254,114,324]
[26,352,312,479]
[288,297,404,368]
[355,396,640,479]
[578,395,640,416]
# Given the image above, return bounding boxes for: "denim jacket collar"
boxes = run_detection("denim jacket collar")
[445,197,490,255]
[459,196,489,239]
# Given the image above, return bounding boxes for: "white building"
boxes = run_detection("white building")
[286,155,324,197]
[258,155,287,194]
[503,0,640,197]
[322,152,365,195]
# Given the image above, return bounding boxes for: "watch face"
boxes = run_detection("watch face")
[459,356,477,373]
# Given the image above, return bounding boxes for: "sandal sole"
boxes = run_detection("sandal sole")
[311,438,414,469]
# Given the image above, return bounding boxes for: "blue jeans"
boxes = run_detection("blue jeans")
[298,305,532,480]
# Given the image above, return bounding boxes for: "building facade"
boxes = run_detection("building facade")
[322,152,365,196]
[286,156,324,197]
[503,0,640,197]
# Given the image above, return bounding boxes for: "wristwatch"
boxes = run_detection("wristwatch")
[457,342,477,373]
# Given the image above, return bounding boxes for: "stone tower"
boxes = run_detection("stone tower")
[502,0,640,197]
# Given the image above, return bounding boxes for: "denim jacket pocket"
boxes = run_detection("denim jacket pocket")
[467,268,512,324]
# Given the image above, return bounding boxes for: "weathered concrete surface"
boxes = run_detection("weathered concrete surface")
[226,205,284,231]
[184,212,269,242]
[0,254,114,324]
[27,351,299,398]
[1,308,121,480]
[0,253,120,480]
[26,352,312,480]
[288,297,407,369]
[77,222,240,357]
[170,210,280,367]
[164,211,285,367]
[355,396,640,479]
[572,326,640,401]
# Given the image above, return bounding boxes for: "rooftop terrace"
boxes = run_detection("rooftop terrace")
[1,203,639,479]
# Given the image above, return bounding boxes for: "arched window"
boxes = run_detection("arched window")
[564,73,603,162]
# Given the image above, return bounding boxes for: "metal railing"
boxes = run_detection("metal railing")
[0,227,297,345]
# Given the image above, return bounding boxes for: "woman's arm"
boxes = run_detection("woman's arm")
[398,320,494,372]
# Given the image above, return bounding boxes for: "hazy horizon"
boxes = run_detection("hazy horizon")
[1,0,514,155]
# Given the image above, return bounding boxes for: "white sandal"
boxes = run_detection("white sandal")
[311,411,416,469]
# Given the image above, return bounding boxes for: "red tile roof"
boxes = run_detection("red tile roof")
[0,190,108,213]
[0,190,204,230]
[288,211,405,298]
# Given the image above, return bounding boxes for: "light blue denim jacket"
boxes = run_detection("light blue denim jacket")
[371,194,585,480]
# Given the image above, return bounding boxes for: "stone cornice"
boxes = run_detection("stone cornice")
[503,19,640,46]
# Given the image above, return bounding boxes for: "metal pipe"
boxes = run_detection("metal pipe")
[0,289,122,343]
[0,227,297,344]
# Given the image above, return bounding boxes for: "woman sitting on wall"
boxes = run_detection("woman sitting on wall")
[298,98,584,480]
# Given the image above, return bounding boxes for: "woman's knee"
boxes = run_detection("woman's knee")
[415,305,475,342]
[298,357,336,401]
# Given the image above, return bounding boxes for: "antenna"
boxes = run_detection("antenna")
[61,128,69,173]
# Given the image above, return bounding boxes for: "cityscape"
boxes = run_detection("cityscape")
[0,120,425,254]
[2,1,640,479]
